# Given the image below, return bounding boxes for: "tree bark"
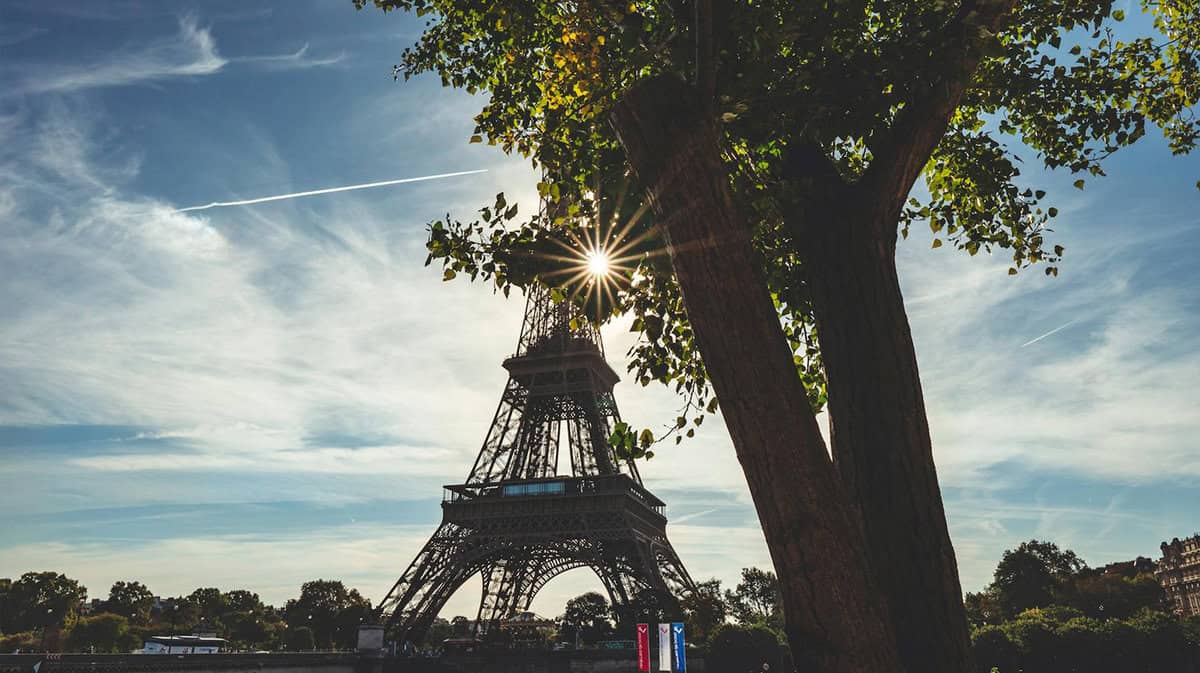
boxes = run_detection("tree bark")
[799,208,974,673]
[611,74,903,673]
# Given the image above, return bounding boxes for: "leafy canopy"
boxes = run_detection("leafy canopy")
[356,0,1200,451]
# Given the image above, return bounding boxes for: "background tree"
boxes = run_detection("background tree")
[355,1,1200,671]
[157,596,201,636]
[611,588,678,636]
[679,578,726,645]
[64,613,136,653]
[104,581,153,625]
[8,572,86,634]
[423,617,453,647]
[449,615,473,638]
[188,587,228,624]
[561,591,613,645]
[724,568,783,631]
[223,589,265,614]
[283,580,371,650]
[0,630,38,654]
[991,540,1086,618]
[706,623,788,673]
[966,541,1200,673]
[282,625,315,652]
[0,578,12,634]
[220,590,281,650]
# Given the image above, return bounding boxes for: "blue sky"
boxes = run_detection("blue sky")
[0,1,1197,620]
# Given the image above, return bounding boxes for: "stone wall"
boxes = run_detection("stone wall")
[0,651,705,673]
[0,653,359,673]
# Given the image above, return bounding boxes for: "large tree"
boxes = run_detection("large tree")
[354,1,1200,671]
[283,580,372,650]
[7,572,87,634]
[679,579,726,644]
[725,568,783,631]
[105,581,154,625]
[561,591,613,645]
[990,540,1086,618]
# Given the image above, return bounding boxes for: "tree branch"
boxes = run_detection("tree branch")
[857,0,1019,234]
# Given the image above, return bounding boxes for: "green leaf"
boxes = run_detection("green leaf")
[443,268,457,281]
[468,135,483,144]
[1073,179,1085,190]
[638,428,654,448]
[1112,9,1125,21]
[1047,207,1059,217]
[931,238,943,249]
[1008,267,1018,275]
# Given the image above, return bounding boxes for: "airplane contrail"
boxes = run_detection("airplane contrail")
[1020,319,1078,348]
[174,168,488,213]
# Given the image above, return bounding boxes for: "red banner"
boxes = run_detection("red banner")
[636,623,650,672]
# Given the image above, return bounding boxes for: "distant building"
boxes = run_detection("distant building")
[1156,534,1200,616]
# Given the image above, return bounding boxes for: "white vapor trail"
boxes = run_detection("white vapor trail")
[1020,319,1078,348]
[174,169,488,212]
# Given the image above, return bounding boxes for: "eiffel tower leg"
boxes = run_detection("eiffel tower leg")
[516,557,586,612]
[375,522,475,642]
[475,559,528,635]
[651,541,696,596]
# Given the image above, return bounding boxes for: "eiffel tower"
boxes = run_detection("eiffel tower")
[374,284,695,641]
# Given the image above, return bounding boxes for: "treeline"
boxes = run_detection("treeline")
[526,567,791,672]
[7,544,1197,668]
[965,540,1200,673]
[0,574,370,653]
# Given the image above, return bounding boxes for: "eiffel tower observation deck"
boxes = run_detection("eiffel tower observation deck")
[374,284,695,642]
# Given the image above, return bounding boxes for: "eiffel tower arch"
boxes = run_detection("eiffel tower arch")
[374,285,695,642]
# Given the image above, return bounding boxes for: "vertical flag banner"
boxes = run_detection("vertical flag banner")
[636,623,650,672]
[671,622,687,672]
[658,623,672,671]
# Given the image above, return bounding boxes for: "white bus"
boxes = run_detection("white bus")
[140,635,227,654]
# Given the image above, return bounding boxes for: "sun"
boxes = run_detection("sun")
[586,249,611,277]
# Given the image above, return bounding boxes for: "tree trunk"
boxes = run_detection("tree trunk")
[801,212,974,673]
[611,74,904,673]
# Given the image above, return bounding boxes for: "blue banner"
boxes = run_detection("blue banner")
[671,622,686,672]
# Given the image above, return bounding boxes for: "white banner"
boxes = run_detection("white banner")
[658,623,672,671]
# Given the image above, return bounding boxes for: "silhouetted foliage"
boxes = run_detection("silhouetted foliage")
[706,623,787,673]
[560,592,613,645]
[0,571,361,654]
[6,572,87,634]
[104,581,154,625]
[968,541,1199,673]
[725,568,783,631]
[65,613,138,654]
[680,578,727,645]
[282,625,315,652]
[283,579,372,650]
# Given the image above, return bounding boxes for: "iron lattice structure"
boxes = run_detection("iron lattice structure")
[375,285,695,641]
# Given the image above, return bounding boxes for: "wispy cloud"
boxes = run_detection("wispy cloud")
[4,16,345,98]
[0,24,47,47]
[235,43,347,70]
[8,15,226,96]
